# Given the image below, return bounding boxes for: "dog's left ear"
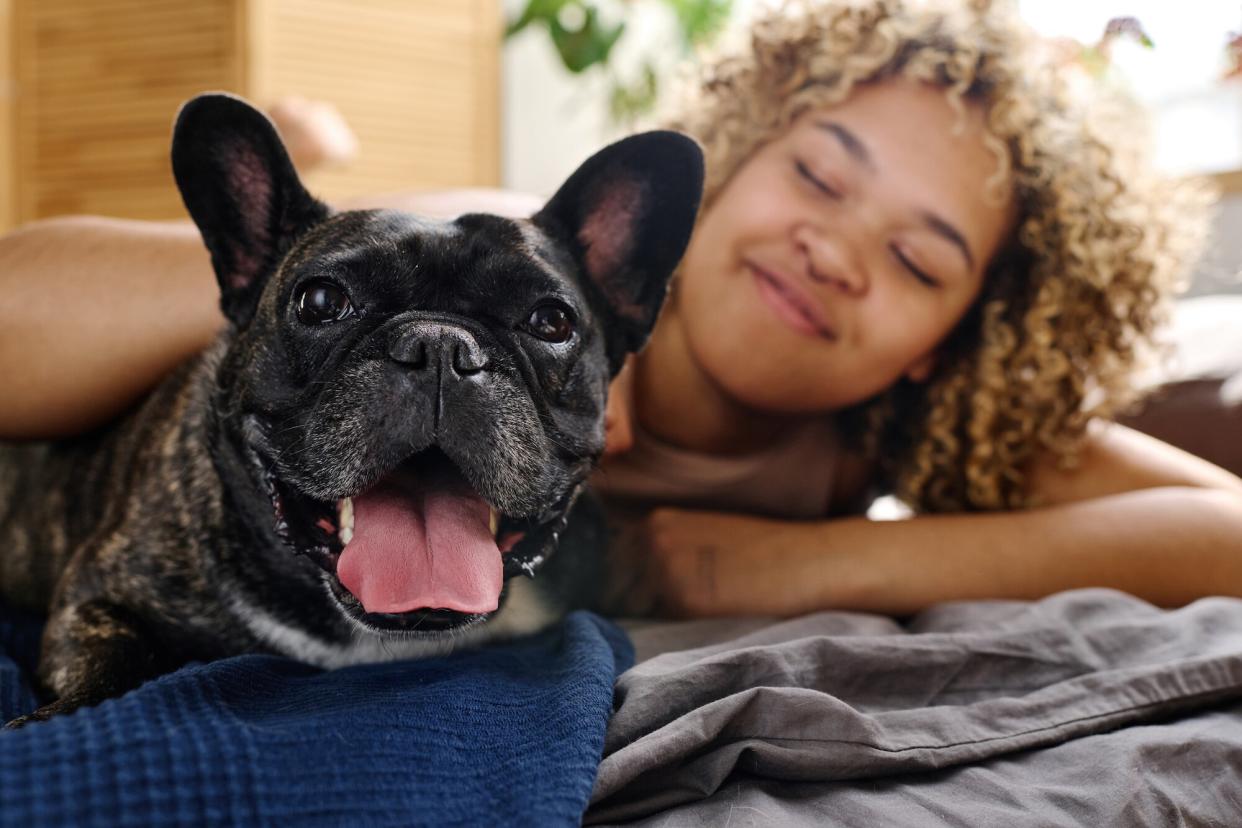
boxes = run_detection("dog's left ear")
[532,131,704,370]
[171,93,329,326]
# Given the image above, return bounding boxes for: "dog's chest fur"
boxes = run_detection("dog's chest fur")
[227,576,557,668]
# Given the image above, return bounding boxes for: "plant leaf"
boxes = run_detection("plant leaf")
[505,0,574,39]
[549,6,625,73]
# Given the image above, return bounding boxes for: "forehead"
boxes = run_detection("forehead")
[795,81,997,164]
[287,209,580,300]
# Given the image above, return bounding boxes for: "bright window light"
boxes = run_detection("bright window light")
[1019,2,1242,175]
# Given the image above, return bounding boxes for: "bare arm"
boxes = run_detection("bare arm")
[614,424,1242,616]
[0,216,221,440]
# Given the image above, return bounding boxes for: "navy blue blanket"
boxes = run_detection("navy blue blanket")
[0,605,632,827]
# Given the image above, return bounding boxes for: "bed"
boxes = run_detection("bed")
[586,589,1242,825]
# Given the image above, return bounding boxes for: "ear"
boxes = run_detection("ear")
[532,131,704,369]
[171,93,330,326]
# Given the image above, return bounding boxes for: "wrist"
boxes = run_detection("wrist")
[776,517,889,614]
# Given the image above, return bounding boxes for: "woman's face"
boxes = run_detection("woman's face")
[671,79,1016,414]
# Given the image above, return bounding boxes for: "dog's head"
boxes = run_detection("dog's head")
[171,94,702,636]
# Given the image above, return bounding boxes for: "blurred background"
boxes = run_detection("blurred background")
[0,0,1240,295]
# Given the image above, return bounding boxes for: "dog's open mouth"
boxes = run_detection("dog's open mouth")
[262,447,571,634]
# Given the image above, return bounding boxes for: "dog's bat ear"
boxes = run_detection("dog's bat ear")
[171,93,329,326]
[532,131,704,368]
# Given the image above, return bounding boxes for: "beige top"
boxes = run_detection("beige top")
[590,416,842,520]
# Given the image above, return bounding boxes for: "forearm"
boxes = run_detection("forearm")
[340,188,543,218]
[637,486,1242,618]
[790,486,1242,615]
[0,216,221,440]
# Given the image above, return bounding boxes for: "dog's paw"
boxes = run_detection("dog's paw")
[4,711,46,730]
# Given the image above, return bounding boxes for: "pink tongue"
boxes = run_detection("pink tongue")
[336,477,502,615]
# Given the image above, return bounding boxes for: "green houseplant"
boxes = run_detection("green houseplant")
[506,0,734,122]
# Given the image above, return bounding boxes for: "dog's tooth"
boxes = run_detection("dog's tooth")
[338,497,355,546]
[489,508,500,536]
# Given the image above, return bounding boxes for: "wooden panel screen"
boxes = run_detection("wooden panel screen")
[0,0,14,229]
[256,0,500,201]
[4,0,500,230]
[12,0,240,222]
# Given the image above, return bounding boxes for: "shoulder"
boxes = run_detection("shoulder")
[1027,421,1242,507]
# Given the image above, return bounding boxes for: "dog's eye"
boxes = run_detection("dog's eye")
[295,280,354,325]
[523,304,574,343]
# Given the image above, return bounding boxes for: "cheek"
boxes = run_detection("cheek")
[858,289,972,369]
[685,205,748,263]
[694,169,797,251]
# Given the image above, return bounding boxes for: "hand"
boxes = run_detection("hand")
[266,97,358,172]
[600,507,805,618]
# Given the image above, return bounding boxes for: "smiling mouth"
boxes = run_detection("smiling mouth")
[749,264,836,340]
[262,447,568,634]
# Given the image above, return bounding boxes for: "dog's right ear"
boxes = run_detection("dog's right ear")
[532,131,704,372]
[171,93,329,326]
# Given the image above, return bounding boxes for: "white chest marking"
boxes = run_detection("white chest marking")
[229,577,560,669]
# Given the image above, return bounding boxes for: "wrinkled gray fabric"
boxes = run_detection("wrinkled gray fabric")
[597,707,1242,827]
[586,589,1242,825]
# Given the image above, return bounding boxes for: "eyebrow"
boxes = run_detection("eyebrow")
[813,120,874,171]
[921,212,976,273]
[813,119,977,273]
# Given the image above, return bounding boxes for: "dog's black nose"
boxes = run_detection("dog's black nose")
[388,322,488,376]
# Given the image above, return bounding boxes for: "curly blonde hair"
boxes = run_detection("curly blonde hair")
[663,0,1212,512]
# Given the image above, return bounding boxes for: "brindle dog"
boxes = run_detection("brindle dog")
[0,93,702,727]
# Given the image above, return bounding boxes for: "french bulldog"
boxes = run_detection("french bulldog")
[0,93,703,727]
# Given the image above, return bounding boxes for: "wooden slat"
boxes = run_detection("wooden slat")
[263,0,501,199]
[10,0,500,223]
[12,0,34,223]
[473,0,502,186]
[0,0,13,231]
[13,0,241,224]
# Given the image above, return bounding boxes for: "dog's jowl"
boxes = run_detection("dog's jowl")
[0,93,703,727]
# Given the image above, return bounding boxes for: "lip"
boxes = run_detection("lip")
[747,262,837,340]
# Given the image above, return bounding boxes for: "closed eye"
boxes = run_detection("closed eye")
[891,245,940,288]
[795,160,841,200]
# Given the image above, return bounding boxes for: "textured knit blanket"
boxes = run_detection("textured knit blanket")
[0,605,632,827]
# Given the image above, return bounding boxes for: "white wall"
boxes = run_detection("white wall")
[1193,194,1242,296]
[501,0,759,196]
[501,22,624,196]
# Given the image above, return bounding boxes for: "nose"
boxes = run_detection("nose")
[388,322,488,376]
[793,224,868,297]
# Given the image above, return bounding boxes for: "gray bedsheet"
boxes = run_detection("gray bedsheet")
[586,589,1242,825]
